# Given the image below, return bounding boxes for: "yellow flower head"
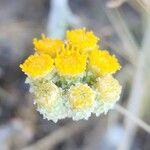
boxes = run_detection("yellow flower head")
[33,34,63,58]
[89,49,121,76]
[35,82,59,108]
[96,75,121,101]
[55,44,87,77]
[66,28,99,53]
[20,54,54,78]
[69,84,95,109]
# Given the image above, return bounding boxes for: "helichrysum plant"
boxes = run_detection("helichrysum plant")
[20,28,122,122]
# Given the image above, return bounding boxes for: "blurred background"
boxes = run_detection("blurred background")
[0,0,150,150]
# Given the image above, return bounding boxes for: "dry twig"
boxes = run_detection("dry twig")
[105,8,139,65]
[22,122,89,150]
[115,104,150,133]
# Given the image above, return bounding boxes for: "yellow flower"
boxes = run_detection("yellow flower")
[34,80,58,98]
[35,82,59,108]
[33,34,63,58]
[69,84,95,109]
[89,49,121,76]
[66,28,99,53]
[96,75,121,101]
[55,44,87,77]
[20,54,54,78]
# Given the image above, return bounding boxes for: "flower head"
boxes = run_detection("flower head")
[35,82,67,122]
[55,44,87,77]
[20,54,54,78]
[69,84,95,109]
[66,28,99,53]
[89,49,121,76]
[33,34,63,58]
[96,75,121,101]
[20,28,122,122]
[35,82,59,108]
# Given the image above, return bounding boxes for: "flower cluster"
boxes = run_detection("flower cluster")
[20,28,122,122]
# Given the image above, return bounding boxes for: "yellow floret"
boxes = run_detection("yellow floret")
[55,44,87,77]
[66,28,99,53]
[20,54,54,78]
[33,34,63,58]
[69,84,95,109]
[89,49,121,76]
[96,75,122,101]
